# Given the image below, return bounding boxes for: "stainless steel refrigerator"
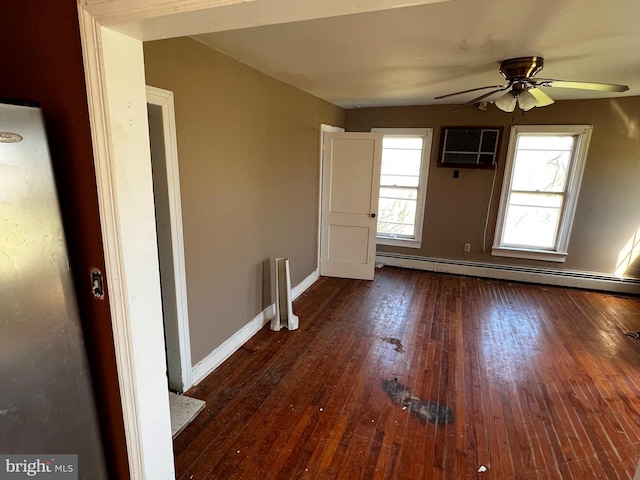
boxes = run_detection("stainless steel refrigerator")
[0,100,108,478]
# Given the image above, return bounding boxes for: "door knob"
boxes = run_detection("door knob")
[370,213,376,218]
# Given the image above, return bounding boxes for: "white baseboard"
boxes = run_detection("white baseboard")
[292,268,320,300]
[376,253,640,296]
[190,268,319,386]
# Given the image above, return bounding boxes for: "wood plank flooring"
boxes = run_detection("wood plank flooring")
[174,268,640,479]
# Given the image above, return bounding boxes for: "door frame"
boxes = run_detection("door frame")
[318,124,345,271]
[78,22,174,479]
[146,86,193,393]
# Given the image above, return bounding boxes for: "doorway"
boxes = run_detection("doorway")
[146,86,193,393]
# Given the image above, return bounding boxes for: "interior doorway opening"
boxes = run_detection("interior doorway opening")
[146,86,193,393]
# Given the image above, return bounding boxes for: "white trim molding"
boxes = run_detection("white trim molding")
[191,304,275,385]
[492,247,568,263]
[291,268,321,299]
[191,268,319,386]
[376,252,640,295]
[78,11,174,480]
[319,124,345,273]
[77,8,148,479]
[81,0,451,40]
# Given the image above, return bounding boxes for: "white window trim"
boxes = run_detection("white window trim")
[372,127,432,249]
[492,124,593,262]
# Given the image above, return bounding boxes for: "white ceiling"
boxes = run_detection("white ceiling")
[191,0,640,108]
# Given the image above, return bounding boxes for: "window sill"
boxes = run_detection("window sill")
[377,236,422,249]
[492,247,568,263]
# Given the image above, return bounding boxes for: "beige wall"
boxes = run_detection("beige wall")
[346,97,640,278]
[144,37,344,364]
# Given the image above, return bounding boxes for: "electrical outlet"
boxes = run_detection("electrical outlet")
[463,243,471,252]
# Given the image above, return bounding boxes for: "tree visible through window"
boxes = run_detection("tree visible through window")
[372,128,432,248]
[493,125,592,262]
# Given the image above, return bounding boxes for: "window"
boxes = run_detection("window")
[492,125,593,262]
[372,128,432,248]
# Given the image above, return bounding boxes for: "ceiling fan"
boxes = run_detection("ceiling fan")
[435,56,629,112]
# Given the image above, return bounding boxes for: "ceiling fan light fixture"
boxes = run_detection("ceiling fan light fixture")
[517,89,538,111]
[437,56,629,112]
[494,91,517,112]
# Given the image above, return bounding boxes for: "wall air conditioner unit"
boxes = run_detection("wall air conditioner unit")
[438,126,503,168]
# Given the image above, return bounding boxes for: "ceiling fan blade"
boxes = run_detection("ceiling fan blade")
[452,87,510,111]
[435,83,509,100]
[533,78,629,92]
[528,87,555,107]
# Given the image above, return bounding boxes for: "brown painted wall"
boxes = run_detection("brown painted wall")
[143,37,345,364]
[346,98,640,278]
[0,1,128,478]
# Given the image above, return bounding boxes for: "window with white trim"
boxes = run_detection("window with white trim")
[372,128,432,248]
[492,125,592,262]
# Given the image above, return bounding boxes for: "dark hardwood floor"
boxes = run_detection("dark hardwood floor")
[174,268,640,479]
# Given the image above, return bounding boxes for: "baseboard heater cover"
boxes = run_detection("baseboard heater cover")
[376,252,640,295]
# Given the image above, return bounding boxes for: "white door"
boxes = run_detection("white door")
[320,132,383,280]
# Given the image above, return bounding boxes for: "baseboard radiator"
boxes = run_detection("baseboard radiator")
[376,252,640,295]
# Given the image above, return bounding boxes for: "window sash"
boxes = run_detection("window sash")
[501,191,565,250]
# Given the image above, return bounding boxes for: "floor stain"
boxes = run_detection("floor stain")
[382,378,454,425]
[384,337,405,352]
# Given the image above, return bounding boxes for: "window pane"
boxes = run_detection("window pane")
[380,174,419,187]
[379,187,418,200]
[377,222,415,236]
[382,136,423,150]
[511,149,571,192]
[517,135,575,151]
[502,205,561,249]
[378,197,417,233]
[380,149,421,176]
